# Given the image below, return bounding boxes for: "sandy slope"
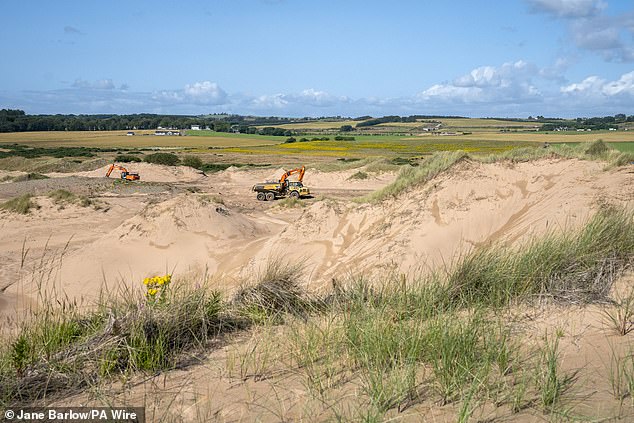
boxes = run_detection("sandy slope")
[246,158,633,287]
[1,159,632,315]
[46,163,206,183]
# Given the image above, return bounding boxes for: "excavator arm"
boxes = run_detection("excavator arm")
[106,164,128,177]
[279,165,305,185]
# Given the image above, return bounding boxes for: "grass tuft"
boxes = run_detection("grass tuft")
[48,189,93,208]
[276,197,306,208]
[447,206,634,307]
[349,171,369,180]
[0,282,227,405]
[232,258,313,323]
[362,151,468,202]
[0,194,37,214]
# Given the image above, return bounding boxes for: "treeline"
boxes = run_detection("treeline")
[355,115,461,128]
[0,110,352,133]
[539,114,634,131]
[0,110,203,133]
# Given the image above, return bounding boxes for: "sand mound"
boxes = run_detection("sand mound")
[46,163,205,183]
[247,158,634,283]
[42,194,275,300]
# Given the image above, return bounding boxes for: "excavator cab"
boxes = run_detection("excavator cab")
[120,171,140,181]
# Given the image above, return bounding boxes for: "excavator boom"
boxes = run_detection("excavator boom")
[279,165,305,185]
[105,163,140,181]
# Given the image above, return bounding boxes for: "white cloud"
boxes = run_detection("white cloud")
[526,0,606,18]
[153,81,228,105]
[251,93,288,109]
[526,0,634,62]
[72,79,116,90]
[183,81,227,103]
[419,61,541,104]
[560,75,605,94]
[291,88,349,107]
[3,70,632,118]
[539,56,575,81]
[603,71,634,95]
[561,71,634,97]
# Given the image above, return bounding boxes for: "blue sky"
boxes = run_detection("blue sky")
[1,0,633,117]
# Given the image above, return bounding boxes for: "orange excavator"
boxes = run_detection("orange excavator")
[252,165,310,201]
[105,164,140,181]
[279,165,305,186]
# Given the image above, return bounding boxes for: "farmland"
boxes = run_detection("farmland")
[0,130,283,149]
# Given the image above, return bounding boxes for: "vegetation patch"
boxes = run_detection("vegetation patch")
[0,144,117,159]
[48,189,93,208]
[114,154,142,163]
[181,155,203,169]
[364,151,468,202]
[276,197,307,208]
[0,194,38,214]
[349,171,369,180]
[9,173,49,182]
[143,152,180,166]
[447,206,634,307]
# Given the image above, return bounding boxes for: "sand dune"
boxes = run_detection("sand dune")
[2,158,632,311]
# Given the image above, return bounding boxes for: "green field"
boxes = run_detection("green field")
[610,142,634,152]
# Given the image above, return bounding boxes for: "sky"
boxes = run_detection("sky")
[1,0,633,118]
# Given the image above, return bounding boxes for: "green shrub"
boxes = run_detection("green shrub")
[181,155,203,169]
[144,153,180,166]
[114,154,142,163]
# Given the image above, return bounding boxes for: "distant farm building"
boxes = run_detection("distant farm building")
[155,129,181,136]
[191,125,201,130]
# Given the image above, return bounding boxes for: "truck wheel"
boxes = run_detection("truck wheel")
[290,191,300,199]
[256,192,266,201]
[265,192,275,201]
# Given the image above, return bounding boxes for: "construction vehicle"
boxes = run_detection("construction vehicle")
[105,164,140,181]
[252,165,310,201]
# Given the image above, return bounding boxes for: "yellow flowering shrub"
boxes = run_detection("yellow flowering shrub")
[143,274,172,303]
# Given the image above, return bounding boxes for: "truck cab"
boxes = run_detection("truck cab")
[286,181,310,198]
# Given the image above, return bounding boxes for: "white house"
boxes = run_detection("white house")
[191,125,201,131]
